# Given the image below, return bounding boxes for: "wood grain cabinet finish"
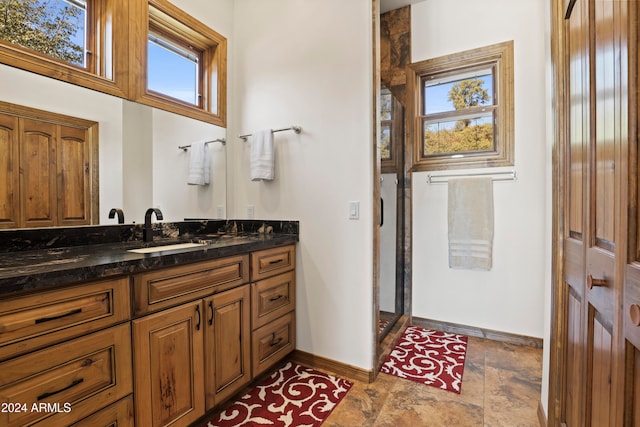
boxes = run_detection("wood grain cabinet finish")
[204,285,251,409]
[69,396,134,427]
[0,277,131,361]
[251,271,295,330]
[251,312,296,377]
[132,301,205,427]
[0,323,132,427]
[0,112,96,229]
[249,247,297,379]
[250,245,295,281]
[133,284,252,426]
[133,254,249,315]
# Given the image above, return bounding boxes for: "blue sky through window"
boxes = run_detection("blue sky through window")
[424,72,493,115]
[147,37,199,105]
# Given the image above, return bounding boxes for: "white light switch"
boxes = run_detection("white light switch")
[247,205,255,219]
[216,205,224,218]
[349,201,359,220]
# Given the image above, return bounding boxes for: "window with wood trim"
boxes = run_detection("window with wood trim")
[0,101,99,229]
[0,0,130,98]
[129,0,227,126]
[408,41,514,171]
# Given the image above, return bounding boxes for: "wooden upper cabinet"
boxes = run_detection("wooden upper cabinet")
[58,125,92,226]
[20,118,57,228]
[0,114,19,228]
[0,103,98,229]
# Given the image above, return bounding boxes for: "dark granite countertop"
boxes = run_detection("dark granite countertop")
[0,220,299,298]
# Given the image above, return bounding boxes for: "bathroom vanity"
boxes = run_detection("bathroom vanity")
[0,220,298,427]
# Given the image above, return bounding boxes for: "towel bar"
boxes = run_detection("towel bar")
[239,126,302,141]
[178,138,226,151]
[427,170,517,184]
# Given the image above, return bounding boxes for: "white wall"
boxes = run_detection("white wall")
[231,0,376,369]
[152,108,227,221]
[410,0,548,339]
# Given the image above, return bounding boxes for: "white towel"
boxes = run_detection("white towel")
[187,141,210,185]
[448,177,494,270]
[250,129,274,181]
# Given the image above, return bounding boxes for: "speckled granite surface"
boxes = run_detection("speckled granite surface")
[0,220,298,297]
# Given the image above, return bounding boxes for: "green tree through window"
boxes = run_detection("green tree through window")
[409,41,514,171]
[0,0,84,66]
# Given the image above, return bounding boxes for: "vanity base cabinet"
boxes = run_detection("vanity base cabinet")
[0,323,132,427]
[133,284,252,427]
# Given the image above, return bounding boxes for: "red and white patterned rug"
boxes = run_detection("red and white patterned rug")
[380,326,468,393]
[205,361,353,426]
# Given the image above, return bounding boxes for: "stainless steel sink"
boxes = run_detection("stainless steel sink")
[127,242,208,254]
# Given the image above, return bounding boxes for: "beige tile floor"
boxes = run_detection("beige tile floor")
[323,336,543,427]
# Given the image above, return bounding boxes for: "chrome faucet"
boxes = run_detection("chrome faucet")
[108,208,125,224]
[143,208,163,242]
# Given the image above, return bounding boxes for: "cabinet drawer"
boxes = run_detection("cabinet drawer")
[251,245,295,281]
[252,312,295,377]
[69,395,133,427]
[134,254,250,315]
[251,271,295,330]
[0,278,130,361]
[0,323,132,427]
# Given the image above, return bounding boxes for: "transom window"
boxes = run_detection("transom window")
[408,41,514,171]
[147,31,200,106]
[0,0,88,68]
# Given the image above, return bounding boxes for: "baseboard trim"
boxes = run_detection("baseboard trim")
[411,316,543,348]
[289,349,374,383]
[537,401,547,427]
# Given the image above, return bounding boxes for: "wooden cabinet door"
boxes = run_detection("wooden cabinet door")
[133,302,205,427]
[58,124,91,226]
[204,284,251,409]
[20,118,57,228]
[0,114,19,229]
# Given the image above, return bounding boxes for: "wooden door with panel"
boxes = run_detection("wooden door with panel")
[561,0,590,423]
[583,0,628,424]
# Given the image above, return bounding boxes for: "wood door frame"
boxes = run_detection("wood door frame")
[548,0,571,423]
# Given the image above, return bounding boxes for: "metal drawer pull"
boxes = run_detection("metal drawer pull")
[587,275,607,289]
[208,301,214,326]
[269,334,283,347]
[269,295,284,302]
[37,378,84,401]
[35,308,82,324]
[268,259,283,265]
[631,304,640,327]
